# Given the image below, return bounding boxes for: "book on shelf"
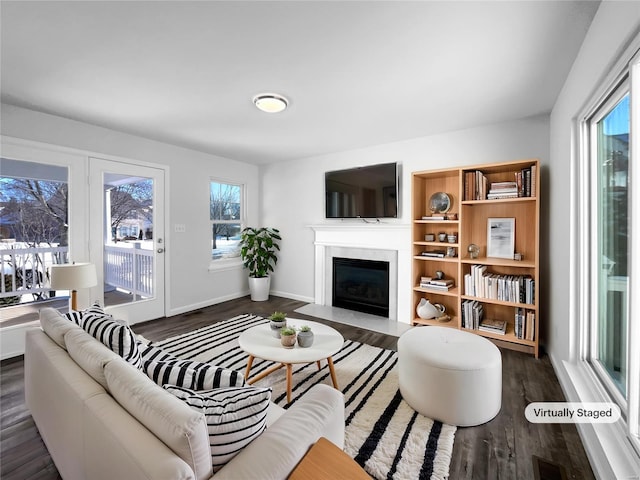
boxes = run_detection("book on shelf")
[420,283,453,291]
[465,170,488,201]
[487,193,519,200]
[466,171,538,201]
[525,311,535,341]
[490,181,518,190]
[478,319,507,335]
[530,164,537,197]
[419,277,454,291]
[420,277,454,291]
[421,215,446,220]
[514,166,535,198]
[514,308,536,340]
[464,265,534,304]
[461,299,484,330]
[421,250,446,258]
[488,188,518,194]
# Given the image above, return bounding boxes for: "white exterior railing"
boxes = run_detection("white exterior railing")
[104,244,154,300]
[0,243,154,303]
[0,245,69,299]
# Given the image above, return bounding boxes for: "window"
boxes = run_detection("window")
[210,181,244,262]
[0,158,69,307]
[588,86,629,401]
[581,46,640,456]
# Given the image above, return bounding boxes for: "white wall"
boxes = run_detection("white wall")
[262,114,550,321]
[549,1,639,362]
[1,103,260,317]
[548,2,640,478]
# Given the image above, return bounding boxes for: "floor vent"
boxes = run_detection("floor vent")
[532,455,568,480]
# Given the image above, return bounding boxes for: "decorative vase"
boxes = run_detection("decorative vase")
[297,330,314,348]
[417,298,446,319]
[280,333,296,349]
[269,320,287,338]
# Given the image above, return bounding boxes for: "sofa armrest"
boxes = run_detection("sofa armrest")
[25,328,106,480]
[214,384,344,480]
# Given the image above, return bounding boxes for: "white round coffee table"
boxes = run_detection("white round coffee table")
[238,319,344,403]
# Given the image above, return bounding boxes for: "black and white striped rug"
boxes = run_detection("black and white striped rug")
[152,314,456,480]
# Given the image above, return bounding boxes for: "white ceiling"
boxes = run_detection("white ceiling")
[1,1,600,165]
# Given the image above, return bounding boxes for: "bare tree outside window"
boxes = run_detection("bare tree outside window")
[1,178,69,246]
[108,180,153,241]
[0,177,69,304]
[210,181,243,259]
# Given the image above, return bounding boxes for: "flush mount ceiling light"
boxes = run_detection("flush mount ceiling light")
[253,93,289,113]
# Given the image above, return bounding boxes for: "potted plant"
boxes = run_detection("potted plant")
[268,311,287,338]
[280,327,297,348]
[239,227,282,301]
[297,325,314,348]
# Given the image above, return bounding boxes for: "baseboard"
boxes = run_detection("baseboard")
[166,290,249,317]
[269,290,314,303]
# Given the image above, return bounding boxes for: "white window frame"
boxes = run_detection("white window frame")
[208,178,245,271]
[576,41,640,465]
[628,48,640,453]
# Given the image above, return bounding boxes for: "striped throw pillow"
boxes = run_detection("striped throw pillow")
[81,312,142,368]
[141,344,245,390]
[164,384,271,472]
[63,302,109,325]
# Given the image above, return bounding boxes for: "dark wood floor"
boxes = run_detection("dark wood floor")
[1,296,594,480]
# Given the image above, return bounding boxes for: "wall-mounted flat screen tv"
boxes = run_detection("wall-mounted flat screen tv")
[325,162,398,218]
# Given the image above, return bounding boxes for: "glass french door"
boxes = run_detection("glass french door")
[89,158,165,323]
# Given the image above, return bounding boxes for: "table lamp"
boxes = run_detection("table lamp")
[50,263,98,311]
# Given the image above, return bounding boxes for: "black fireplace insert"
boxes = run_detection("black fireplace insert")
[332,257,390,317]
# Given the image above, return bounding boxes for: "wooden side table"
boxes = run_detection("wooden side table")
[288,437,370,480]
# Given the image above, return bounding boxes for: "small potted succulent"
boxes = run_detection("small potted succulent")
[280,327,297,349]
[296,325,314,348]
[268,311,287,338]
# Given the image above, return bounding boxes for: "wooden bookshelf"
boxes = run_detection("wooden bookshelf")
[411,159,540,357]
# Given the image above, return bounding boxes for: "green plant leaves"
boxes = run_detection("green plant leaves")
[239,227,282,278]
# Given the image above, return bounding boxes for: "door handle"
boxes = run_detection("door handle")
[157,248,165,253]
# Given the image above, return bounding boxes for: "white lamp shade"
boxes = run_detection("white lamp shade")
[50,263,98,290]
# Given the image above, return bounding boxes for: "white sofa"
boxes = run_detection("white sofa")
[25,307,345,480]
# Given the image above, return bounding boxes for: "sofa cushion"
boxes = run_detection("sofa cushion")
[104,358,213,480]
[141,344,245,390]
[39,307,83,349]
[165,384,271,473]
[65,328,120,390]
[82,312,142,368]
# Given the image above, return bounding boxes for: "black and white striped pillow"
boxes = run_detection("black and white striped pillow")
[81,312,142,368]
[164,384,271,472]
[141,344,245,390]
[63,302,109,326]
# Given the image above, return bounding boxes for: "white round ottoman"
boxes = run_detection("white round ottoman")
[398,326,502,426]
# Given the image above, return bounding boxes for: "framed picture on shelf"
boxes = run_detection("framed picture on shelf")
[487,218,515,259]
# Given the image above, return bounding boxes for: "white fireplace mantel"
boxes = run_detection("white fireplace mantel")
[309,223,411,323]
